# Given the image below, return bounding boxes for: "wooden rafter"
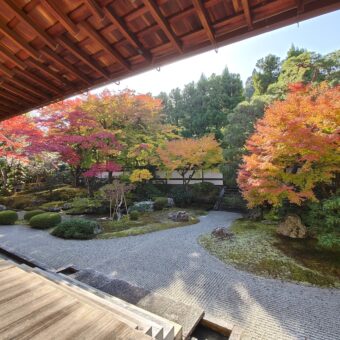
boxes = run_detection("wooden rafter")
[79,21,130,70]
[7,75,49,99]
[297,0,305,14]
[57,34,109,79]
[241,0,253,29]
[26,58,69,86]
[0,15,40,59]
[3,0,58,50]
[40,46,92,85]
[142,0,183,54]
[0,88,28,105]
[84,0,105,21]
[0,63,15,78]
[192,0,215,45]
[103,5,152,62]
[0,43,27,70]
[232,0,241,13]
[16,68,61,95]
[0,81,39,103]
[40,0,80,35]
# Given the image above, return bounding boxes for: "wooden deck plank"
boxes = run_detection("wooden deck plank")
[0,261,152,340]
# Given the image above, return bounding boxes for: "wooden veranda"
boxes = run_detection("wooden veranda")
[0,0,339,120]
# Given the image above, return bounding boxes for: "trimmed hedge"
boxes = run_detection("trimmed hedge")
[24,210,45,221]
[129,211,139,221]
[51,218,98,239]
[0,210,18,225]
[153,197,168,210]
[29,212,61,229]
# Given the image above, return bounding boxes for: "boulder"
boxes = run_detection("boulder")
[93,224,103,235]
[167,197,175,208]
[212,227,234,240]
[0,204,7,211]
[245,208,262,221]
[168,211,189,222]
[62,203,72,210]
[277,214,307,239]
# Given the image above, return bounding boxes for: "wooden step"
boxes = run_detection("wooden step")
[21,264,172,340]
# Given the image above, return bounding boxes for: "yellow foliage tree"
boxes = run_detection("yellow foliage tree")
[129,169,153,183]
[157,135,223,188]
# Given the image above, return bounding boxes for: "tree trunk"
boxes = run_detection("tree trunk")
[108,171,113,184]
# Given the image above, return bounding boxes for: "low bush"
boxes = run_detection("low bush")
[130,201,153,213]
[153,197,168,210]
[29,212,61,229]
[40,201,65,211]
[191,182,219,206]
[24,210,45,221]
[67,197,104,215]
[170,187,193,207]
[0,210,18,225]
[51,218,98,239]
[222,194,247,211]
[129,211,139,220]
[134,183,163,201]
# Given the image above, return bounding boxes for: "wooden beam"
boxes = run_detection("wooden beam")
[0,66,49,99]
[241,0,253,29]
[0,15,40,60]
[0,43,27,70]
[0,63,15,78]
[57,34,109,79]
[142,0,183,54]
[27,57,70,86]
[40,46,92,85]
[79,21,130,70]
[3,0,58,50]
[40,0,80,35]
[84,0,105,21]
[297,0,304,14]
[192,0,215,45]
[16,68,61,95]
[103,5,152,61]
[0,81,39,103]
[232,0,241,13]
[0,88,28,105]
[0,98,22,110]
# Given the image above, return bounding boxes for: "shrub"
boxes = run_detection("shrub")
[316,232,340,251]
[129,211,139,221]
[52,218,98,239]
[0,210,18,225]
[9,195,35,210]
[29,212,61,229]
[24,210,45,221]
[134,183,162,201]
[222,194,247,210]
[170,187,193,207]
[67,197,104,215]
[49,186,86,201]
[191,182,219,205]
[130,201,153,213]
[154,197,168,210]
[40,201,65,211]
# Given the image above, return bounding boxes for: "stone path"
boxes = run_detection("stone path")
[0,212,339,340]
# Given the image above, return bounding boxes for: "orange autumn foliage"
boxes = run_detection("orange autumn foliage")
[237,83,340,208]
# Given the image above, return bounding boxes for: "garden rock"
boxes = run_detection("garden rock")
[93,224,103,235]
[62,203,72,210]
[168,211,189,222]
[246,208,262,221]
[0,204,7,211]
[212,227,234,240]
[277,214,307,239]
[46,206,62,212]
[167,197,175,207]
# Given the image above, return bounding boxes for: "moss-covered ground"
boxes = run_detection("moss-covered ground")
[97,208,205,239]
[199,218,340,287]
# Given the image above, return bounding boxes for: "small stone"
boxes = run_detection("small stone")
[168,211,189,222]
[277,214,307,239]
[211,227,234,240]
[0,204,7,211]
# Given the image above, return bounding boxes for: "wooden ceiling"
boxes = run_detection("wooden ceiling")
[0,0,339,120]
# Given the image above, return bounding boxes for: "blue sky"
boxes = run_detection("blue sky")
[97,10,340,96]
